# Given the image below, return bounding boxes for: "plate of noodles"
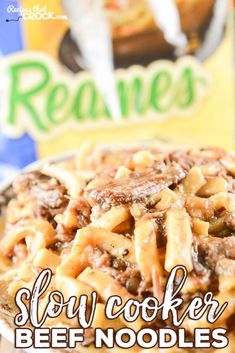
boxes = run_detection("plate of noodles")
[0,143,234,353]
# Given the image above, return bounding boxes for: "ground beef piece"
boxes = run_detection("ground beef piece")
[30,179,67,210]
[111,258,127,271]
[84,246,112,269]
[85,162,186,208]
[13,172,68,222]
[192,240,208,275]
[13,172,39,193]
[87,250,142,295]
[70,198,91,229]
[116,267,142,295]
[197,235,235,271]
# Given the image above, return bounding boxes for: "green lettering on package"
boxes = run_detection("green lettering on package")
[150,71,172,113]
[176,67,195,109]
[47,84,69,125]
[0,53,210,140]
[117,77,146,118]
[73,81,98,121]
[8,60,50,132]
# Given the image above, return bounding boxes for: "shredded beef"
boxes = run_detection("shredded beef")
[196,235,235,271]
[56,198,91,242]
[170,151,196,172]
[68,198,91,228]
[85,162,186,208]
[13,171,68,222]
[170,148,227,175]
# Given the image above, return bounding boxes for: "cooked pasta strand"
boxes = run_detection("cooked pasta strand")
[165,209,193,272]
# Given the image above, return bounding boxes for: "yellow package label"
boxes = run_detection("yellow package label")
[0,0,234,164]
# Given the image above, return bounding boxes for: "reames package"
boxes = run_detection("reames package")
[0,0,234,178]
